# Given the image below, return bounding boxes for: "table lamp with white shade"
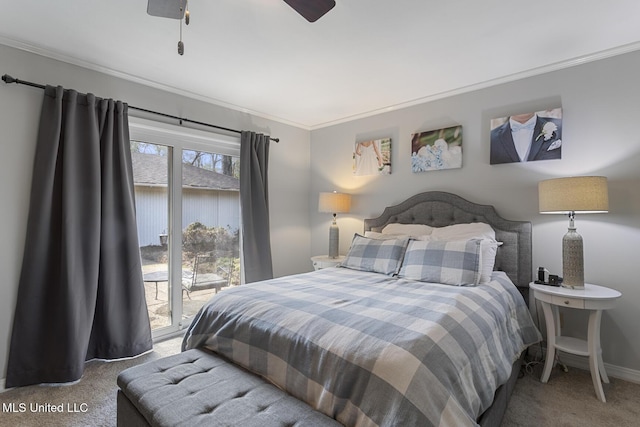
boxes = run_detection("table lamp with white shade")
[538,176,609,289]
[318,191,352,258]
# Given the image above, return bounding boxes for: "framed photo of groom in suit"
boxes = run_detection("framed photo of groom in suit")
[490,108,562,164]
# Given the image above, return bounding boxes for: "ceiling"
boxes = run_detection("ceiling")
[1,0,640,129]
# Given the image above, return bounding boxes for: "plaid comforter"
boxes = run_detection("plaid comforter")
[182,267,541,427]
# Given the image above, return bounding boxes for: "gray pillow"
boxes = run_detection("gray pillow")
[341,234,409,276]
[399,239,482,286]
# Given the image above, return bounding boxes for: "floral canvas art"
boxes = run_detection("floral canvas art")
[411,125,462,172]
[490,108,562,164]
[353,138,391,176]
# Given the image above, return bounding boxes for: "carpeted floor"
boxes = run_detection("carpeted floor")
[502,360,640,426]
[0,335,183,427]
[1,338,639,427]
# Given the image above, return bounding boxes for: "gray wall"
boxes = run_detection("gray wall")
[0,43,311,385]
[310,50,640,377]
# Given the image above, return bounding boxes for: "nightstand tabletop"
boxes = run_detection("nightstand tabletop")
[311,255,345,270]
[530,282,621,301]
[311,255,346,263]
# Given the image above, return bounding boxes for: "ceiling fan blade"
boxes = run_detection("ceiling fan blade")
[283,0,336,22]
[147,0,185,19]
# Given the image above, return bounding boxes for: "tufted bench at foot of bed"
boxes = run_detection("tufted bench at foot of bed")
[117,348,342,427]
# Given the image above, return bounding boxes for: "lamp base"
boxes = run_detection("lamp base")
[328,224,339,258]
[562,226,584,289]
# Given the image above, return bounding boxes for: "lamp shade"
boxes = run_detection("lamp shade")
[539,176,609,214]
[319,192,351,214]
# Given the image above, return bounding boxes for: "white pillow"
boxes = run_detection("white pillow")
[478,239,499,283]
[381,223,434,236]
[430,222,496,241]
[413,234,433,241]
[364,231,410,240]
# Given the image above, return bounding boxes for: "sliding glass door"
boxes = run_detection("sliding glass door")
[130,118,241,338]
[180,148,240,320]
[130,142,172,330]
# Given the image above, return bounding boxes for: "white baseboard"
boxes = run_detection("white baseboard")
[530,345,640,385]
[0,377,6,393]
[559,353,640,385]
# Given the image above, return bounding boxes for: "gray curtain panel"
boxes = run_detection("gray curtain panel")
[5,86,152,388]
[240,131,273,283]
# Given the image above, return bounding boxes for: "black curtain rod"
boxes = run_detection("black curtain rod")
[1,74,279,143]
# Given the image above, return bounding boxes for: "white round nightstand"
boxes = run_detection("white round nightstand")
[311,255,345,270]
[530,282,621,402]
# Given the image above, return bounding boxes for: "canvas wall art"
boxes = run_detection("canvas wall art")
[490,107,562,164]
[353,138,391,176]
[411,125,462,172]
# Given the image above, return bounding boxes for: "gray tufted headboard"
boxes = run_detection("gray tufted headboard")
[364,191,532,299]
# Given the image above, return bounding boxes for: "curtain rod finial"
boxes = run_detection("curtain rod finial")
[2,74,17,84]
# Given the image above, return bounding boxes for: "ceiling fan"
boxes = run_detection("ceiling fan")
[147,0,336,23]
[148,0,335,55]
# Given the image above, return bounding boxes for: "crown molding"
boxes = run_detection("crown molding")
[0,35,310,131]
[308,41,640,130]
[3,35,640,131]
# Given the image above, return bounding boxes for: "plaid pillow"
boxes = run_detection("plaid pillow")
[341,234,409,275]
[399,239,482,286]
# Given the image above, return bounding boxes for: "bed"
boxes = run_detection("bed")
[182,191,541,426]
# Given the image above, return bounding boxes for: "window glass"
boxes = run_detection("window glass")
[181,148,240,319]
